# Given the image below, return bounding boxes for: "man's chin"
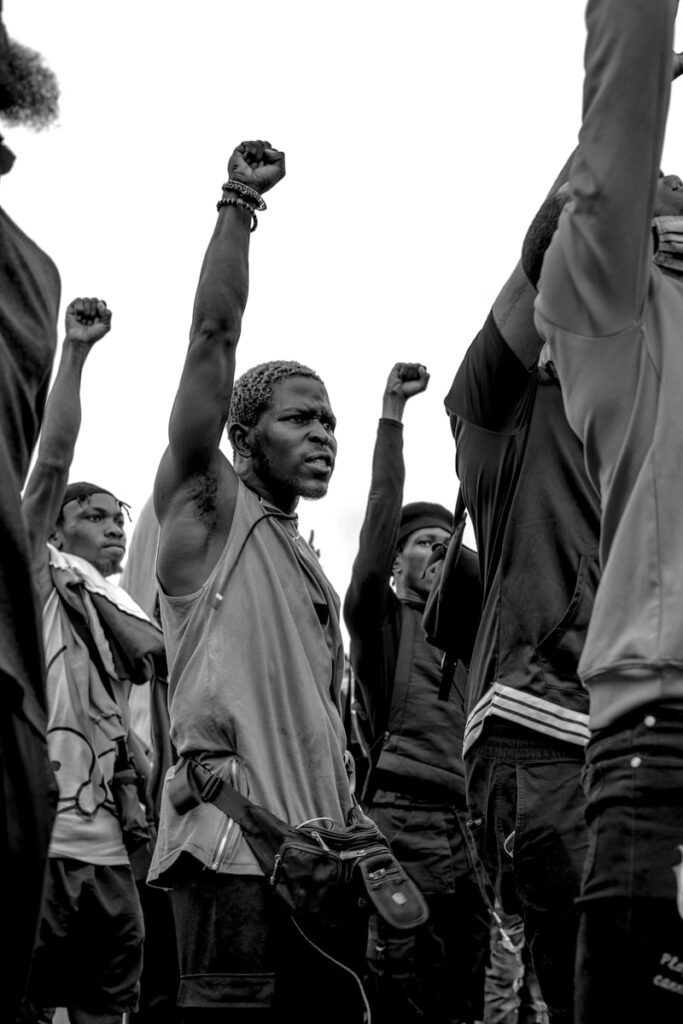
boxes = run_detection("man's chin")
[95,556,123,578]
[297,480,329,501]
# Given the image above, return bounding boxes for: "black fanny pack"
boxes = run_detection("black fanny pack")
[168,757,429,932]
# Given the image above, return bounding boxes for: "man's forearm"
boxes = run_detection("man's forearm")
[31,340,88,474]
[381,392,406,423]
[538,0,675,338]
[22,339,90,552]
[190,204,251,346]
[344,420,405,627]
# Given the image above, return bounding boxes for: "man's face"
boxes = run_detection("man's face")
[247,376,337,510]
[655,174,683,218]
[53,493,127,577]
[394,526,450,600]
[0,21,59,130]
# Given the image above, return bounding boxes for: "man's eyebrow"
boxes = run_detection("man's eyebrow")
[77,503,120,517]
[277,403,336,427]
[279,404,334,415]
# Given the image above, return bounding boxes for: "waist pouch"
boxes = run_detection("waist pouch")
[111,738,155,856]
[168,757,429,932]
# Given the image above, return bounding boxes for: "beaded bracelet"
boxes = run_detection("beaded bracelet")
[221,178,267,212]
[216,196,259,232]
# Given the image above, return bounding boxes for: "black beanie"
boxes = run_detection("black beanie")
[397,502,452,547]
[60,481,119,514]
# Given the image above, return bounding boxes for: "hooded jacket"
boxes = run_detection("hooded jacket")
[535,0,683,729]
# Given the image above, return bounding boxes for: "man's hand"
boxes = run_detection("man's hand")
[227,140,286,196]
[385,362,430,400]
[382,362,429,421]
[64,297,112,346]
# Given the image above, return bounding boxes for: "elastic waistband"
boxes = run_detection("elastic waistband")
[470,719,585,761]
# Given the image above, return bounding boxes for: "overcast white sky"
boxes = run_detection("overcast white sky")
[4,1,683,633]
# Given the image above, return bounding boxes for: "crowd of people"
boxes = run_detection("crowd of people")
[2,1,683,1022]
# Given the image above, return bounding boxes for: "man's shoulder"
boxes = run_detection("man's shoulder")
[0,203,60,292]
[447,310,532,424]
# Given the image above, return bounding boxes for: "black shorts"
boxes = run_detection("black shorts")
[20,857,144,1022]
[170,854,368,1022]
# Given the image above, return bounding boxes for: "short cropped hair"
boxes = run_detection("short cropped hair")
[521,188,571,289]
[227,360,322,435]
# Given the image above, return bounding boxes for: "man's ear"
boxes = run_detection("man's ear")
[392,552,403,577]
[229,422,252,459]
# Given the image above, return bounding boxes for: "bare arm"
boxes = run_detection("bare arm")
[154,141,285,596]
[22,297,112,595]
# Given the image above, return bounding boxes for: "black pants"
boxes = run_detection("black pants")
[575,704,683,1023]
[131,880,181,1024]
[465,727,587,1024]
[365,794,489,1024]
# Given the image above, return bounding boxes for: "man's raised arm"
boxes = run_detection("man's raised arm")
[491,148,576,368]
[344,362,429,634]
[22,296,112,595]
[154,141,285,596]
[536,0,676,340]
[446,150,577,435]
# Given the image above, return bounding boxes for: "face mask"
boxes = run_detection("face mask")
[653,216,683,273]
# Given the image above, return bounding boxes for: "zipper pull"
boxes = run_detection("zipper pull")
[310,830,331,851]
[269,853,282,886]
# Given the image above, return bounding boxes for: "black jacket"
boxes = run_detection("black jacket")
[343,419,478,802]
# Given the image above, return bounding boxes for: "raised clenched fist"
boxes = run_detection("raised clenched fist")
[385,362,430,401]
[227,140,286,196]
[64,297,112,346]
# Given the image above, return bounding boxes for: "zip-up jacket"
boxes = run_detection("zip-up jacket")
[446,314,601,753]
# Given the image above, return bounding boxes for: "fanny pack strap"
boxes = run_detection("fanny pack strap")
[181,758,255,823]
[174,758,430,934]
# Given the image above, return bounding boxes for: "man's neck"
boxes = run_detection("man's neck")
[237,465,300,514]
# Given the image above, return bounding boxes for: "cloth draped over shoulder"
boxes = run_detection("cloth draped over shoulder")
[48,545,169,804]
